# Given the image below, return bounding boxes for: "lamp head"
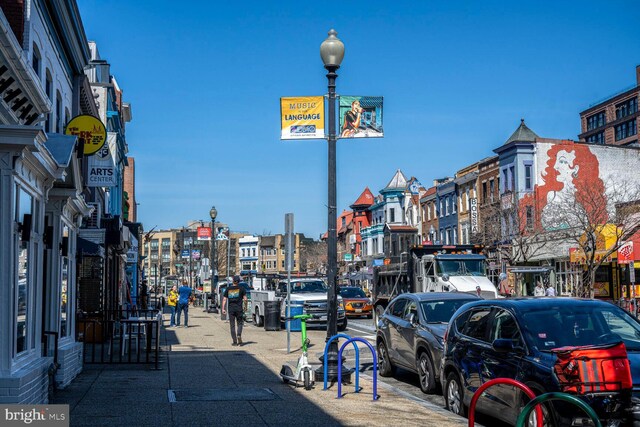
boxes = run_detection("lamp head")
[209,206,217,221]
[320,29,345,69]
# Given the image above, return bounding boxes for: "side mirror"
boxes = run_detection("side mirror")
[492,338,516,353]
[409,313,419,326]
[442,274,450,282]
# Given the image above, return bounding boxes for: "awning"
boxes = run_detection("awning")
[508,266,553,274]
[77,237,104,258]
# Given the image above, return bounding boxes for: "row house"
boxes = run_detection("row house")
[0,0,137,403]
[350,187,374,259]
[336,210,354,275]
[454,162,479,245]
[435,177,457,245]
[420,186,437,243]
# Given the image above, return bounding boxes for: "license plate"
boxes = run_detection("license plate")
[355,309,362,313]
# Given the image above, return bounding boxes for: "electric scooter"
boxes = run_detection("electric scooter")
[280,313,318,390]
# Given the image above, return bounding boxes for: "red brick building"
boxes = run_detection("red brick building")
[350,187,374,258]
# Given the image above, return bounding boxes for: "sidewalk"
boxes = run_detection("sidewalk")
[53,308,468,426]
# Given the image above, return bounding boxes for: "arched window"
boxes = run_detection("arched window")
[65,108,70,132]
[55,90,61,133]
[45,70,52,132]
[32,44,41,77]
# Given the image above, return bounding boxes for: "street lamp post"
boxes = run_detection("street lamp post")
[209,206,218,312]
[315,29,350,384]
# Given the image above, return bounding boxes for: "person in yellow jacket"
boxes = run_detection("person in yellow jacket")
[167,285,178,327]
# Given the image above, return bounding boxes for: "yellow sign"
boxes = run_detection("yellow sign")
[64,115,107,155]
[280,96,324,140]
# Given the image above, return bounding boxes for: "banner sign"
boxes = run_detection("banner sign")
[126,235,138,263]
[618,241,635,264]
[470,198,479,233]
[191,250,201,260]
[197,227,212,241]
[65,114,107,155]
[280,96,324,140]
[343,253,353,262]
[338,96,384,138]
[181,249,190,259]
[86,139,116,187]
[216,227,229,241]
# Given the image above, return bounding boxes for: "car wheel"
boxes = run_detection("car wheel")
[445,372,466,416]
[338,319,347,332]
[253,309,263,327]
[519,392,555,427]
[377,340,396,377]
[417,352,436,394]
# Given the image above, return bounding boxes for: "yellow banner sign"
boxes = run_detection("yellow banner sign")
[280,96,324,140]
[65,115,107,155]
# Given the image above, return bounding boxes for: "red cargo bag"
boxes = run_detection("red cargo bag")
[552,342,632,394]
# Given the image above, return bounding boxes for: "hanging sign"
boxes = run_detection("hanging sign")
[86,139,116,187]
[618,241,635,264]
[65,114,107,155]
[197,227,212,241]
[338,96,384,138]
[280,96,324,140]
[470,198,479,233]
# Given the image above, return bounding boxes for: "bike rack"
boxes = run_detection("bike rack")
[323,334,360,391]
[337,337,378,400]
[515,392,602,427]
[468,378,543,427]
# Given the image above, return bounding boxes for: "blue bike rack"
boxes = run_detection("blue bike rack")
[323,334,360,391]
[337,337,378,400]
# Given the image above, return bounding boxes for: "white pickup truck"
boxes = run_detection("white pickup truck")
[251,278,347,330]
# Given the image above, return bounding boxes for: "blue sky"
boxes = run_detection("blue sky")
[78,0,640,239]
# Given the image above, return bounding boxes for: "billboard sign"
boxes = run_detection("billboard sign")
[338,96,384,138]
[86,139,116,187]
[65,114,107,155]
[280,96,324,140]
[618,241,635,264]
[470,198,479,233]
[197,227,212,241]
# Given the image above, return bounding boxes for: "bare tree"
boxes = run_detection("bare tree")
[549,179,640,298]
[300,240,327,274]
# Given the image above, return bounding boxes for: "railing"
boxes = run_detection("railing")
[77,309,161,368]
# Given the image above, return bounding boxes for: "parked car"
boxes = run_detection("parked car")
[339,286,373,318]
[441,297,640,426]
[276,279,347,331]
[376,292,480,393]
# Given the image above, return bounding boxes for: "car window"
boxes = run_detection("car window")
[390,299,407,318]
[403,300,418,322]
[340,288,366,298]
[421,299,477,324]
[461,308,492,342]
[491,309,523,347]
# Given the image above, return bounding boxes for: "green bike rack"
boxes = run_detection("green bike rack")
[515,392,602,427]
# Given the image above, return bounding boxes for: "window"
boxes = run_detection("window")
[502,169,508,192]
[439,200,444,218]
[403,300,418,322]
[45,70,52,132]
[461,308,492,342]
[452,228,457,244]
[482,181,487,202]
[16,188,34,355]
[445,198,449,216]
[426,206,430,221]
[60,254,69,336]
[586,111,606,131]
[389,298,407,318]
[526,206,533,230]
[510,166,515,191]
[586,131,605,144]
[452,196,457,213]
[490,310,523,347]
[150,239,158,249]
[615,119,637,141]
[55,90,62,133]
[32,44,40,77]
[522,164,532,190]
[252,248,256,257]
[389,208,395,223]
[616,97,638,120]
[489,179,495,203]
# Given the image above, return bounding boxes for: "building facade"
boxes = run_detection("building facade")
[455,162,479,245]
[436,178,457,245]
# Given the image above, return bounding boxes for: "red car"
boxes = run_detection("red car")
[339,287,373,318]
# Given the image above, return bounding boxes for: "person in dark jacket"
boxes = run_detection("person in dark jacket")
[222,276,248,346]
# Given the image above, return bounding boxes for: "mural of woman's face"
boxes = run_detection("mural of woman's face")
[554,150,577,184]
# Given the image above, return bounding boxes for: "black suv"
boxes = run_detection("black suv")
[441,298,640,426]
[376,292,479,393]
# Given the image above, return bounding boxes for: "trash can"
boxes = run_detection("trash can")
[264,300,281,331]
[286,302,304,332]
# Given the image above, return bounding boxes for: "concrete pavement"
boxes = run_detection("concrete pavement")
[52,308,469,426]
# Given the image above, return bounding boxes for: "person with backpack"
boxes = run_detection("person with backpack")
[176,281,192,328]
[222,276,248,346]
[167,285,178,327]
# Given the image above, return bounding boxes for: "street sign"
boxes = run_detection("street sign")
[343,253,353,262]
[181,249,190,259]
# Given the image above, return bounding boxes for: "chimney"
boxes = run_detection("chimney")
[637,65,640,86]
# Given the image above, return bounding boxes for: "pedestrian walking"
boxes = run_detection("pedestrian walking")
[545,283,557,297]
[167,285,178,327]
[176,280,192,328]
[222,275,248,346]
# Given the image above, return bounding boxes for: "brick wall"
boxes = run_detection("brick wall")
[0,358,51,404]
[0,0,25,46]
[54,341,83,389]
